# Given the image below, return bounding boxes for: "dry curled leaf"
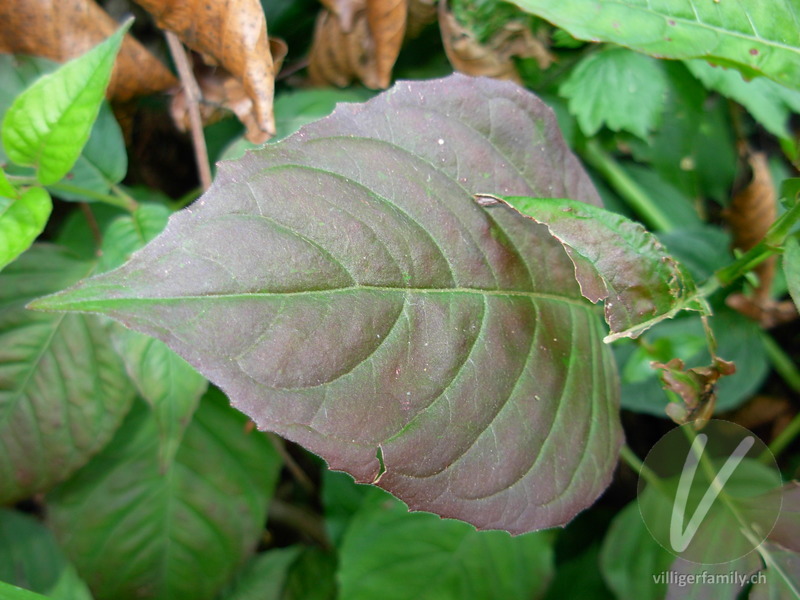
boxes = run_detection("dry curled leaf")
[308,0,407,89]
[726,150,777,301]
[170,39,287,144]
[136,0,277,137]
[405,0,437,39]
[653,356,737,428]
[439,0,554,83]
[0,0,176,101]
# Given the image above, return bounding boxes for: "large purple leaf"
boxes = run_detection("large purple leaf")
[31,74,622,533]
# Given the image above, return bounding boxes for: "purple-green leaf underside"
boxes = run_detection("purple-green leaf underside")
[31,74,623,533]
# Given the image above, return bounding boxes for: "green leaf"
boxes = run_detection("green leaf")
[0,20,130,184]
[30,74,623,534]
[46,103,128,202]
[626,61,737,205]
[0,169,15,197]
[598,499,673,600]
[0,509,92,600]
[113,331,207,468]
[46,388,282,600]
[282,548,338,600]
[0,186,52,271]
[218,547,304,600]
[0,56,128,202]
[685,59,800,140]
[0,245,134,504]
[786,236,800,313]
[98,202,171,273]
[484,195,705,341]
[560,47,668,138]
[0,581,53,600]
[509,0,800,90]
[338,493,555,600]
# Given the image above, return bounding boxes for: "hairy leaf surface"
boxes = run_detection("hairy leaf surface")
[32,74,622,533]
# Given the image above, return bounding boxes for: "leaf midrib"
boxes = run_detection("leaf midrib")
[58,285,595,310]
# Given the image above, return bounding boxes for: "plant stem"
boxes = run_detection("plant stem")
[760,332,800,461]
[5,175,138,211]
[715,201,800,287]
[581,138,676,232]
[619,444,669,497]
[166,32,213,191]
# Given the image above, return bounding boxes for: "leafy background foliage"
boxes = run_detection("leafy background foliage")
[1,0,800,599]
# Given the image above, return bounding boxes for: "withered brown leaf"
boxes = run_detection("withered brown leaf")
[0,0,176,101]
[135,0,277,138]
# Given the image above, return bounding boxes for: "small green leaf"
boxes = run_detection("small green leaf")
[0,186,52,271]
[560,47,668,138]
[482,195,705,340]
[510,0,800,90]
[338,492,554,600]
[1,19,130,184]
[685,59,800,140]
[47,389,283,600]
[0,509,92,600]
[785,236,800,313]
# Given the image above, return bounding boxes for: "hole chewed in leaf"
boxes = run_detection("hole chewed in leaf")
[30,74,622,534]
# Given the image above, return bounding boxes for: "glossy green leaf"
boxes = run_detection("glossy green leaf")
[509,0,800,90]
[560,47,668,138]
[486,195,705,341]
[785,236,800,313]
[0,20,129,184]
[30,75,623,534]
[46,389,282,600]
[599,499,673,600]
[338,491,555,600]
[0,187,52,271]
[0,245,133,504]
[685,59,800,140]
[0,509,92,600]
[0,56,128,202]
